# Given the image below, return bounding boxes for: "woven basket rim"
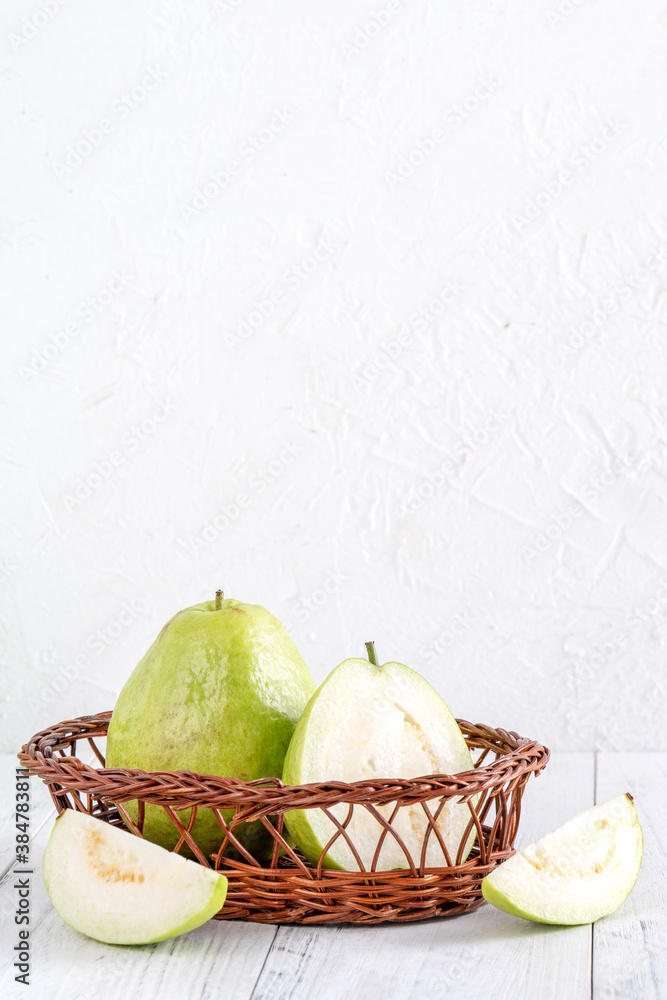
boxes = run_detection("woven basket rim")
[18,710,550,809]
[18,711,551,923]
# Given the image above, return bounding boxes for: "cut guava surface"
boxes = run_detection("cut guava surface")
[43,810,228,944]
[282,649,476,871]
[482,793,643,925]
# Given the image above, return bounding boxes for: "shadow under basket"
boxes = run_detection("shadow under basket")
[19,712,549,925]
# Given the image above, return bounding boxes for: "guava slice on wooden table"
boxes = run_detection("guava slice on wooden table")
[482,793,643,924]
[43,810,228,944]
[282,642,476,871]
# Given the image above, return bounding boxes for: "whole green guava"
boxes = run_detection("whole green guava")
[106,594,315,861]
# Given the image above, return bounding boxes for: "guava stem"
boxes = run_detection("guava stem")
[215,589,224,610]
[365,641,378,665]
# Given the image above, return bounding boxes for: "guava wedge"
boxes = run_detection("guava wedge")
[282,642,476,871]
[106,590,315,859]
[43,810,228,945]
[482,793,643,924]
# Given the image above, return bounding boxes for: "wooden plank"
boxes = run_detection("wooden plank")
[0,755,57,880]
[0,748,102,881]
[251,753,595,1000]
[0,756,277,1000]
[593,753,667,1000]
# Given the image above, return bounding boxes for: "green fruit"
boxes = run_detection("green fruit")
[282,642,475,871]
[43,810,228,945]
[106,592,316,860]
[482,793,643,924]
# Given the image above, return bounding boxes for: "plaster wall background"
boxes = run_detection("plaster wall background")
[2,0,667,753]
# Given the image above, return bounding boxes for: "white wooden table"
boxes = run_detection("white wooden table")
[0,752,664,1000]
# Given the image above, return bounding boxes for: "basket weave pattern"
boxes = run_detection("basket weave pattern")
[19,712,549,924]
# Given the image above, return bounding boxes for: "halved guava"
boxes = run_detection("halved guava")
[482,793,643,924]
[282,645,476,871]
[43,810,227,944]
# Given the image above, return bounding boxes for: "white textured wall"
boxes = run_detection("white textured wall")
[2,0,667,755]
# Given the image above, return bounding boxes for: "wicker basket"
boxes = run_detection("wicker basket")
[19,711,549,925]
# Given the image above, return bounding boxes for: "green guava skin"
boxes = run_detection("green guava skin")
[143,876,228,943]
[143,875,228,942]
[481,879,569,925]
[481,876,633,926]
[281,689,345,869]
[105,598,316,861]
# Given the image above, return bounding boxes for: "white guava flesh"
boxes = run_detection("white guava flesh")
[282,654,476,871]
[43,810,228,944]
[482,793,643,924]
